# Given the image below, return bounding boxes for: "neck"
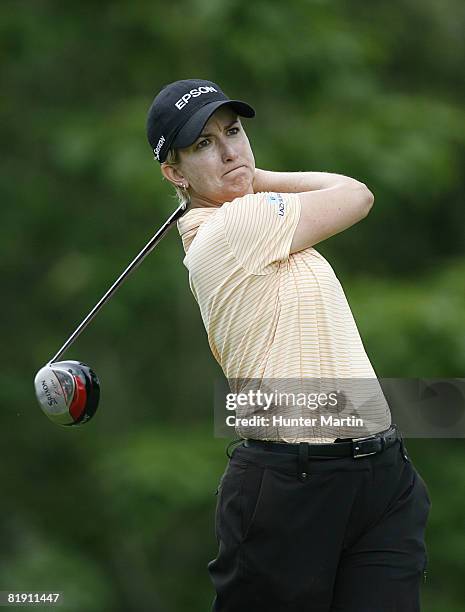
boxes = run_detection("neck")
[187,186,254,211]
[188,194,222,210]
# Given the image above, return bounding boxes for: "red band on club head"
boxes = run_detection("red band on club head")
[69,375,87,421]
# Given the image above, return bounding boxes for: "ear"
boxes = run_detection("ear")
[161,163,187,189]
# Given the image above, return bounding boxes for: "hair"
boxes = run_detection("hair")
[161,148,190,209]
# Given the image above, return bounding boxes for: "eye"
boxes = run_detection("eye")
[227,127,240,136]
[195,138,210,150]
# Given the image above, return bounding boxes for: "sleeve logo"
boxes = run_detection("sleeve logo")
[267,192,285,217]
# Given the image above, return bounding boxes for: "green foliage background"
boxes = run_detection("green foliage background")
[1,1,464,610]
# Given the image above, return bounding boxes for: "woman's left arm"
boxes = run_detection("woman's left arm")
[253,167,368,194]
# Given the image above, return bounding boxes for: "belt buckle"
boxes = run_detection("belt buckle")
[351,434,379,459]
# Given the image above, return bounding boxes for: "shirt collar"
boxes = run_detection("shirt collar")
[177,207,219,253]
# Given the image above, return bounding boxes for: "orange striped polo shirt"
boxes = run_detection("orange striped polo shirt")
[177,192,391,443]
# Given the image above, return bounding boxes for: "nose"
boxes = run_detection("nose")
[220,138,239,163]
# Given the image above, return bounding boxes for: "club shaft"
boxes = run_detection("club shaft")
[48,204,187,365]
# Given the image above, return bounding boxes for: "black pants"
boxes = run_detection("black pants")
[208,436,431,612]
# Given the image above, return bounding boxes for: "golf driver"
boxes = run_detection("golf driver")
[34,202,187,426]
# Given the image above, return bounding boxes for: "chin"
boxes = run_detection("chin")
[223,172,253,197]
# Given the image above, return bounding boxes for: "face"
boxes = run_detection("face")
[163,106,255,206]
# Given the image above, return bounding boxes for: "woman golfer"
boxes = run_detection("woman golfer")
[147,79,431,612]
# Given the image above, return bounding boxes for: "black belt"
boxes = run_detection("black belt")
[243,424,401,460]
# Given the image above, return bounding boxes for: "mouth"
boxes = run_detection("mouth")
[223,165,246,176]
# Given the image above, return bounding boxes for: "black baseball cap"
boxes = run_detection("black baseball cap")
[146,79,255,163]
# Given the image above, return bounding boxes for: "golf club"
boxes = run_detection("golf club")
[34,202,187,426]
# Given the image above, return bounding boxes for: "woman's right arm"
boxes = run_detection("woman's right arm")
[253,168,374,253]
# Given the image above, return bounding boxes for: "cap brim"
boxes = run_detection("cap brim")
[172,99,255,150]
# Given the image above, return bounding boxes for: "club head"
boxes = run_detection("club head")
[34,360,100,426]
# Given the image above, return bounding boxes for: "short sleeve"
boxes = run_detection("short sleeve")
[221,192,301,274]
